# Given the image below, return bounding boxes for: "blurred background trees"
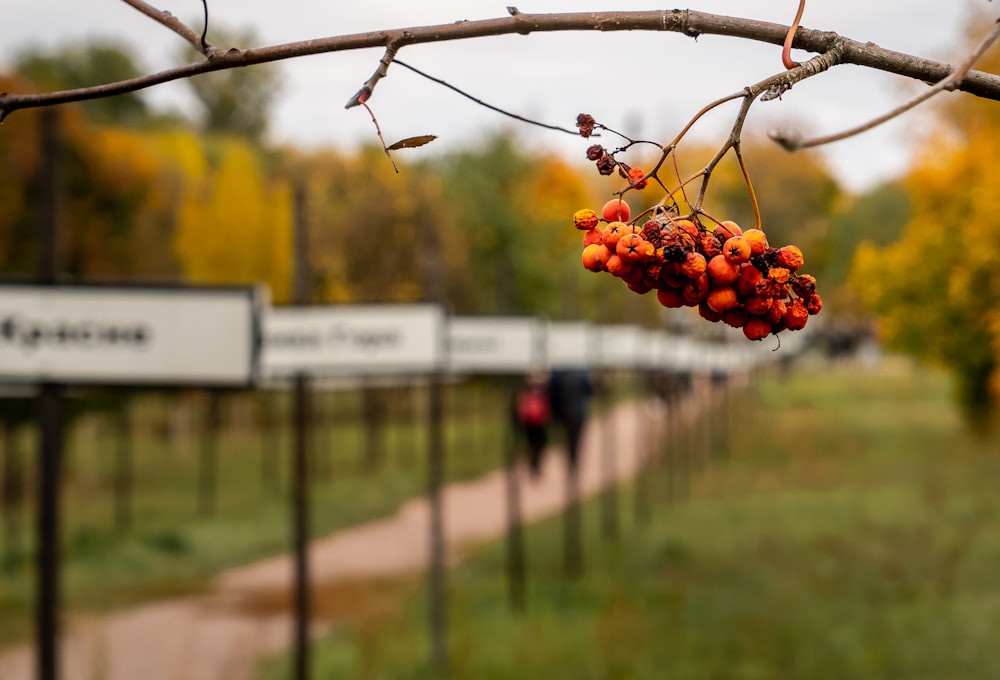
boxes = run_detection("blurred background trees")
[3,20,1000,429]
[849,15,1000,431]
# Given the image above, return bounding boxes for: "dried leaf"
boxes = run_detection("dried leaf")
[386,135,438,151]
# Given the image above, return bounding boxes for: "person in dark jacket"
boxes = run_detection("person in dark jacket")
[547,369,593,472]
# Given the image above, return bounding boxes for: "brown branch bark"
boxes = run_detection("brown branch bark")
[119,0,218,57]
[2,8,1000,121]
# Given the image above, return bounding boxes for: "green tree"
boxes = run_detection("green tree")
[182,29,279,141]
[15,42,152,126]
[436,134,592,317]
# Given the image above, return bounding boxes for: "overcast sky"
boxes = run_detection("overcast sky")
[1,1,994,192]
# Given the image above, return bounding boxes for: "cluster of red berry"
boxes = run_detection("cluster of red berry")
[574,199,822,341]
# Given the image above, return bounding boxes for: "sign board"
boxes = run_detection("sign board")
[263,303,445,378]
[0,284,262,386]
[634,329,660,369]
[597,325,644,369]
[546,321,596,370]
[447,316,544,374]
[655,334,695,372]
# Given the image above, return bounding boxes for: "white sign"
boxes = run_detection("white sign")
[597,325,643,369]
[0,285,262,386]
[263,304,445,377]
[655,334,695,372]
[447,317,544,374]
[546,321,596,370]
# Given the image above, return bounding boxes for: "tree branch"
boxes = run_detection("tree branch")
[118,0,219,58]
[771,18,1000,151]
[2,8,1000,121]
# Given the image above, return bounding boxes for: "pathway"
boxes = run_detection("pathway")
[0,384,714,680]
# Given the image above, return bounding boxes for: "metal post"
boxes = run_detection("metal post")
[633,372,650,527]
[600,373,619,542]
[563,426,583,578]
[198,392,220,517]
[114,398,133,532]
[2,418,24,566]
[427,375,448,671]
[36,105,63,680]
[292,373,311,680]
[503,380,525,611]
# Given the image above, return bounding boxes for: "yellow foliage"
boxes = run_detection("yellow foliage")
[848,115,1000,428]
[173,139,292,302]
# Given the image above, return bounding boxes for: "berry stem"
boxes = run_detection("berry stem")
[734,144,762,230]
[782,0,806,70]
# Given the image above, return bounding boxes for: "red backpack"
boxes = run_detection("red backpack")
[517,387,551,427]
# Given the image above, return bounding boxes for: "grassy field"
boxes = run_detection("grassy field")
[0,379,521,646]
[261,357,1000,680]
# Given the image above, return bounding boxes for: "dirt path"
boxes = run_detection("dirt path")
[0,389,711,680]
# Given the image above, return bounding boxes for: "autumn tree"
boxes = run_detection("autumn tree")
[429,135,600,317]
[851,16,1000,430]
[172,137,293,300]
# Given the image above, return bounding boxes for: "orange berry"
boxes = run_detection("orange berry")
[573,208,599,230]
[606,254,631,278]
[743,317,771,341]
[582,227,605,247]
[603,222,630,249]
[715,220,743,240]
[768,267,791,285]
[742,228,769,256]
[616,233,654,263]
[679,251,707,279]
[698,301,724,323]
[581,244,610,272]
[656,287,685,309]
[706,286,738,313]
[602,198,631,222]
[627,167,648,190]
[706,255,740,286]
[791,274,817,298]
[723,236,752,265]
[784,299,809,330]
[766,299,788,325]
[699,233,722,259]
[744,295,773,316]
[805,293,823,315]
[723,307,750,329]
[682,274,711,305]
[735,264,764,297]
[776,245,804,271]
[626,279,652,295]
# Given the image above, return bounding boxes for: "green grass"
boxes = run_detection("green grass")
[260,358,1000,680]
[0,379,515,645]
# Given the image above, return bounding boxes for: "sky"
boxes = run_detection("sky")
[0,1,994,192]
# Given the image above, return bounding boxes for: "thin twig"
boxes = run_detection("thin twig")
[782,0,807,69]
[391,59,579,135]
[734,144,762,230]
[772,18,1000,151]
[200,0,210,53]
[362,101,399,173]
[119,0,216,57]
[345,46,399,109]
